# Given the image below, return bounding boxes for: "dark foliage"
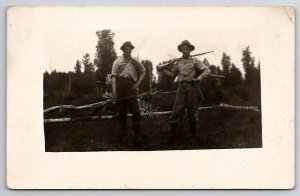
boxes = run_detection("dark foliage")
[94,29,117,79]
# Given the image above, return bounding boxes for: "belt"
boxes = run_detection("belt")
[179,81,194,84]
[118,77,136,85]
[119,76,134,81]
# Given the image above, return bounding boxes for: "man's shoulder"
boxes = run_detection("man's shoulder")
[113,56,124,64]
[191,56,201,62]
[178,57,200,64]
[130,57,144,67]
[131,57,141,62]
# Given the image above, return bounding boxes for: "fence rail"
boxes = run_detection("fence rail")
[43,90,174,114]
[44,103,260,123]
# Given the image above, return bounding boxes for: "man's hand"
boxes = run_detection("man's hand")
[188,78,201,83]
[156,66,163,72]
[132,82,140,89]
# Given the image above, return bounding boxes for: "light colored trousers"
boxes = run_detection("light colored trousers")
[170,82,199,126]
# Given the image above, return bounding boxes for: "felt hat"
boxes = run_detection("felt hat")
[120,41,135,50]
[177,40,195,52]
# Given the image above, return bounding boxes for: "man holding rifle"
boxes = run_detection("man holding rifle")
[157,40,211,140]
[111,41,146,140]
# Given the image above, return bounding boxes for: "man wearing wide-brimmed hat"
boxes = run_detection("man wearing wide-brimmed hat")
[111,41,146,139]
[162,40,211,140]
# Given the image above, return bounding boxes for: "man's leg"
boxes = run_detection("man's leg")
[116,79,129,136]
[169,84,187,138]
[128,91,141,137]
[187,85,199,136]
[118,99,128,136]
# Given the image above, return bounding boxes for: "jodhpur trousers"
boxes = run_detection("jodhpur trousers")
[170,82,199,130]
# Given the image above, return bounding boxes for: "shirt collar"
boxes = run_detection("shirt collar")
[182,56,192,60]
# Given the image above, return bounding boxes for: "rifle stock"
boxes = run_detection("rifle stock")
[156,51,214,71]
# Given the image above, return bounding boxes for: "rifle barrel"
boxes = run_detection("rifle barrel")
[190,51,214,57]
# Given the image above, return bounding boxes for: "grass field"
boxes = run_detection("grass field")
[44,108,262,151]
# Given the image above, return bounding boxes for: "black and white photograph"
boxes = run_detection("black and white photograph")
[7,6,294,189]
[43,8,262,152]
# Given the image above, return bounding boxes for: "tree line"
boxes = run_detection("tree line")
[44,29,261,107]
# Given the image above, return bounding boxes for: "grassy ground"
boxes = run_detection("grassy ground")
[44,108,262,151]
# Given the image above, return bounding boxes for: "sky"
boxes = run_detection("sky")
[39,7,287,75]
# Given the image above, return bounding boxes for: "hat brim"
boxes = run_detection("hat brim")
[120,45,134,50]
[178,44,195,52]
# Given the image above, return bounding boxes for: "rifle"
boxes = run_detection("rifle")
[156,51,214,71]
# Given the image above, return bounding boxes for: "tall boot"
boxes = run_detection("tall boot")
[132,116,142,147]
[189,120,197,136]
[132,116,141,136]
[169,123,177,142]
[119,117,128,137]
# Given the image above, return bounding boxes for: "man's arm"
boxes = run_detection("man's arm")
[161,61,178,79]
[111,59,119,101]
[196,67,211,82]
[162,69,177,79]
[132,71,146,89]
[111,76,117,101]
[194,58,211,82]
[131,58,146,89]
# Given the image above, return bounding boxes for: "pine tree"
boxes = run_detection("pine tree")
[242,46,255,84]
[74,59,82,74]
[82,53,95,74]
[241,46,262,105]
[229,63,243,86]
[95,29,117,78]
[221,53,232,87]
[221,53,231,76]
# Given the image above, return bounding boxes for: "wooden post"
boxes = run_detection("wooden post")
[149,66,152,93]
[68,75,71,94]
